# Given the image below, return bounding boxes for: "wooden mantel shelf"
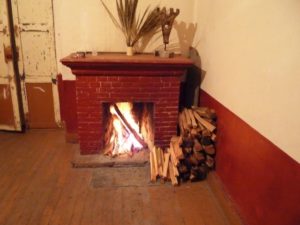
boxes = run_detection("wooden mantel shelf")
[60,52,194,76]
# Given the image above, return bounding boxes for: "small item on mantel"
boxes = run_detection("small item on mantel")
[72,51,86,58]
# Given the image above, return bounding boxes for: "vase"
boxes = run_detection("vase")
[126,46,134,56]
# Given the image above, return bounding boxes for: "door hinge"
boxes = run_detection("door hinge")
[3,26,8,35]
[3,44,19,63]
[3,45,13,63]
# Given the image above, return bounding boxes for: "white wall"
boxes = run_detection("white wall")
[194,0,300,162]
[53,0,196,79]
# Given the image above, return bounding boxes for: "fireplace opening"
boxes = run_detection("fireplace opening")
[102,102,154,157]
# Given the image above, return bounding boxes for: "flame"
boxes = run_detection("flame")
[109,102,143,155]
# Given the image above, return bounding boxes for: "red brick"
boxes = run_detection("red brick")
[161,77,179,82]
[154,118,178,124]
[76,82,90,88]
[89,82,100,88]
[78,77,97,82]
[107,76,119,81]
[95,93,110,99]
[155,123,177,133]
[100,82,112,88]
[138,87,161,92]
[160,87,179,92]
[137,82,162,87]
[96,76,108,81]
[140,77,162,82]
[110,82,124,88]
[118,77,140,82]
[109,86,139,93]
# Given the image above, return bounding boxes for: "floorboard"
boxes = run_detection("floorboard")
[0,129,243,225]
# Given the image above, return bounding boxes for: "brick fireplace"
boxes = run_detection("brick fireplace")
[61,53,193,154]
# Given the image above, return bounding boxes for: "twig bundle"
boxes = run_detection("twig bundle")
[101,0,161,47]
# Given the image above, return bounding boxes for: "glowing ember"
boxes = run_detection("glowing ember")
[109,102,144,155]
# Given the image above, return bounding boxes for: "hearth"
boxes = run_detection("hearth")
[61,53,193,155]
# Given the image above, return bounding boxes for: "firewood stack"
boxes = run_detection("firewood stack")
[177,107,217,182]
[149,136,183,186]
[149,107,217,185]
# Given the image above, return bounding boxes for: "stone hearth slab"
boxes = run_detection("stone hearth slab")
[71,145,149,168]
[91,166,162,188]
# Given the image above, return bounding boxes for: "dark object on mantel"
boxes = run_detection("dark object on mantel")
[156,7,180,58]
[61,52,193,76]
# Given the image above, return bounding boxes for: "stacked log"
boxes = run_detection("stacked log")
[149,145,179,186]
[149,107,217,185]
[177,107,217,182]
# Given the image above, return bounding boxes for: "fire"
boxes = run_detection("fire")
[109,102,144,155]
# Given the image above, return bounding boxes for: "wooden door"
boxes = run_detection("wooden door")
[13,0,61,128]
[0,0,22,131]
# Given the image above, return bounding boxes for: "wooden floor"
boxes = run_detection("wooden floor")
[0,129,243,225]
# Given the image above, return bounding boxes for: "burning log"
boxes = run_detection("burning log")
[104,116,115,147]
[113,103,147,148]
[104,141,114,155]
[104,102,153,156]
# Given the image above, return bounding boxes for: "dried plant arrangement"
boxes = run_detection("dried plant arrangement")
[101,0,161,55]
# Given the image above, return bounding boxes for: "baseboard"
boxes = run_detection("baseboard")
[65,131,78,143]
[206,172,244,225]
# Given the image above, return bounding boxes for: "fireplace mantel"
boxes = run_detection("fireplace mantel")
[61,53,193,76]
[61,52,193,154]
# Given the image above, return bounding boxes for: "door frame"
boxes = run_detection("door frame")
[0,0,25,132]
[6,0,25,131]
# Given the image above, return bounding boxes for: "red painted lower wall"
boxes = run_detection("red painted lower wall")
[57,75,78,142]
[200,90,300,225]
